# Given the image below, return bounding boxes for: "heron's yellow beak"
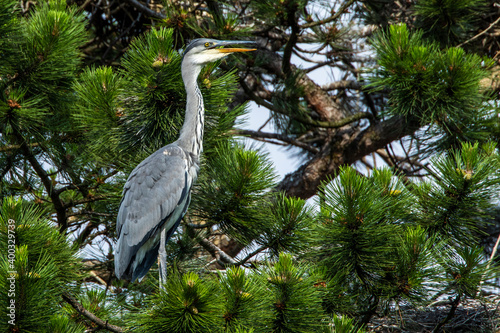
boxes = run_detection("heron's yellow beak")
[216,47,256,53]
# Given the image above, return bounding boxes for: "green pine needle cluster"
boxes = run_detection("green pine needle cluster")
[137,272,221,333]
[134,254,328,332]
[415,0,487,45]
[391,226,439,302]
[220,266,268,331]
[314,142,499,323]
[118,28,185,153]
[317,167,404,284]
[437,246,490,298]
[193,142,277,244]
[0,0,20,77]
[414,142,500,244]
[0,197,82,332]
[46,314,86,333]
[261,253,326,332]
[369,23,494,151]
[370,24,489,121]
[70,288,123,329]
[73,66,123,158]
[256,193,315,257]
[0,0,87,137]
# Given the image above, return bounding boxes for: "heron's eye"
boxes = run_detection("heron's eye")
[204,42,211,47]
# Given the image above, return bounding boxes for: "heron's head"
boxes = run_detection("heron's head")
[182,38,256,66]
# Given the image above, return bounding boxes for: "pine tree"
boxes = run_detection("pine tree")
[1,0,500,332]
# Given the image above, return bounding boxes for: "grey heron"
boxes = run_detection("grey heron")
[114,38,256,284]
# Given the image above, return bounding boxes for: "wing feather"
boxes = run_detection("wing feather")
[115,144,195,280]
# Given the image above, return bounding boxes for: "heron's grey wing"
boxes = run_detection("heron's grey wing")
[115,145,193,280]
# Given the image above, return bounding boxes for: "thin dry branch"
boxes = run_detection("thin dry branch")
[233,245,268,266]
[458,6,500,47]
[300,0,356,29]
[234,129,319,153]
[322,80,363,91]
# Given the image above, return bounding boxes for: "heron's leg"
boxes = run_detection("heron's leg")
[159,228,167,289]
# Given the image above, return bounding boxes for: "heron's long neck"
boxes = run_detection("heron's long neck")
[178,63,204,156]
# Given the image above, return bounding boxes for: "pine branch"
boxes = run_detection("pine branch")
[198,237,237,266]
[63,195,109,208]
[376,148,427,178]
[241,79,373,128]
[278,115,421,199]
[233,245,268,266]
[68,211,114,218]
[304,60,336,73]
[53,184,80,195]
[13,131,68,230]
[62,292,124,333]
[282,3,300,76]
[76,0,92,13]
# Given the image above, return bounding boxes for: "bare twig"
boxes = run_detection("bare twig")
[77,0,92,13]
[88,270,116,292]
[233,245,268,266]
[67,211,114,218]
[458,8,500,47]
[304,60,337,73]
[234,129,319,153]
[300,0,356,29]
[478,232,500,294]
[63,195,109,208]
